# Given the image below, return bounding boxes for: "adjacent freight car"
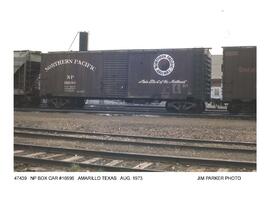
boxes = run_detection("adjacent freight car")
[14,50,41,106]
[40,48,211,113]
[222,46,256,113]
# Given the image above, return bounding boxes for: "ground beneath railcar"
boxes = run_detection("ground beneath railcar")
[14,111,256,143]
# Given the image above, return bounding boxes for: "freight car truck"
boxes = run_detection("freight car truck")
[222,46,256,113]
[40,48,211,113]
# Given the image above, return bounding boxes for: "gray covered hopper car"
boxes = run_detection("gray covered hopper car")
[14,50,41,106]
[40,48,211,112]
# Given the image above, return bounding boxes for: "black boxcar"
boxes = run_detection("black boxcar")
[40,48,211,112]
[222,46,256,113]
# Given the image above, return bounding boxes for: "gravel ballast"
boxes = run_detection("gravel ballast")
[14,111,256,142]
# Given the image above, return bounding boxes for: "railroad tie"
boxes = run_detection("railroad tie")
[217,168,231,172]
[105,160,123,166]
[23,152,46,158]
[133,162,153,169]
[14,150,25,154]
[62,156,83,162]
[42,153,66,160]
[186,167,206,172]
[81,157,101,164]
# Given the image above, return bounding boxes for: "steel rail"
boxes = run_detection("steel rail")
[14,126,257,147]
[14,131,256,153]
[14,130,256,154]
[14,107,256,120]
[14,143,256,169]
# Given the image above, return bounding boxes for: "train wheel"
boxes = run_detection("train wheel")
[48,98,69,109]
[69,98,86,108]
[14,96,22,107]
[227,102,241,114]
[166,101,181,112]
[76,98,86,108]
[194,101,205,113]
[29,97,41,107]
[166,101,205,113]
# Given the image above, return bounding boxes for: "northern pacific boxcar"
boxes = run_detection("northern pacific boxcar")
[222,46,256,113]
[14,50,41,106]
[40,48,211,112]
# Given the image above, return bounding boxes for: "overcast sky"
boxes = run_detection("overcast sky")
[2,0,265,55]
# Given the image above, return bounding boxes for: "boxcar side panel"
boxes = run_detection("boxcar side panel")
[128,50,194,100]
[40,52,103,98]
[41,48,211,102]
[102,53,129,98]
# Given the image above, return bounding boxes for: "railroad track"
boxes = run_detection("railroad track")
[14,126,256,153]
[14,143,256,172]
[14,127,256,172]
[14,106,256,120]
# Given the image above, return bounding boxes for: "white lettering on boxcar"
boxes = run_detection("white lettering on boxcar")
[138,79,187,84]
[44,59,96,72]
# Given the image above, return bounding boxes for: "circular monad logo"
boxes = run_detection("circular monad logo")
[153,54,175,76]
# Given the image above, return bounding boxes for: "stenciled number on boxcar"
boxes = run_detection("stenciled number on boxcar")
[64,74,76,93]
